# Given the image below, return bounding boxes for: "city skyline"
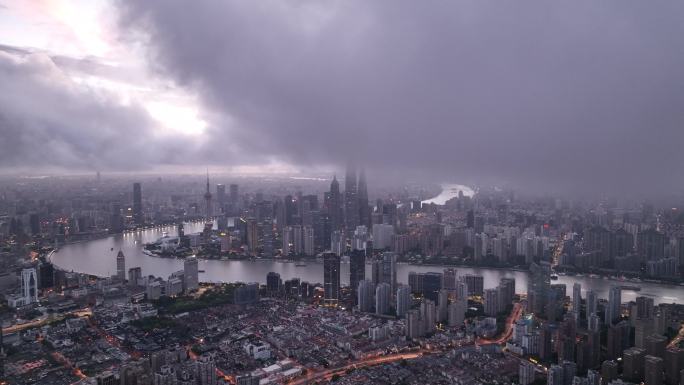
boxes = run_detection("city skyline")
[2,2,684,385]
[1,164,684,385]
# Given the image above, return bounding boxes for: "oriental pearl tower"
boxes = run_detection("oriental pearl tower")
[204,169,212,222]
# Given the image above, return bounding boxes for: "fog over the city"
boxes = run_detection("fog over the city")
[1,1,684,196]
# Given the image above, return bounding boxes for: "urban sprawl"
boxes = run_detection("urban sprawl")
[1,168,683,385]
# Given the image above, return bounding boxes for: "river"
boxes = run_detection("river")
[50,221,682,305]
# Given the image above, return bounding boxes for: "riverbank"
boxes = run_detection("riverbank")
[50,250,684,289]
[48,220,684,304]
[396,261,530,273]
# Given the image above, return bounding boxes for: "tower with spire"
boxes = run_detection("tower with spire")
[357,168,370,229]
[116,250,126,281]
[204,169,213,221]
[344,162,359,232]
[328,175,342,231]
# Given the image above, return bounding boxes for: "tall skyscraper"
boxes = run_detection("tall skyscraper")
[38,262,54,289]
[357,280,374,312]
[128,267,142,287]
[373,260,384,287]
[396,284,411,318]
[623,347,646,383]
[110,201,124,233]
[381,253,397,293]
[266,272,282,293]
[229,184,239,214]
[601,360,618,384]
[357,168,370,228]
[539,324,554,361]
[328,176,342,231]
[455,279,468,300]
[372,224,394,250]
[586,290,597,318]
[644,355,663,385]
[499,277,516,308]
[330,230,344,256]
[573,283,582,320]
[588,313,600,332]
[184,257,199,292]
[116,250,126,281]
[375,283,391,315]
[28,213,39,235]
[406,310,421,339]
[290,225,302,255]
[637,229,666,261]
[216,184,226,212]
[421,299,436,335]
[323,253,341,306]
[423,272,442,303]
[645,334,667,358]
[352,225,368,251]
[442,268,458,293]
[606,286,622,325]
[437,289,449,322]
[344,163,359,232]
[133,182,143,225]
[528,262,551,317]
[21,268,38,304]
[246,218,259,255]
[607,321,631,359]
[349,249,366,305]
[448,298,467,327]
[664,348,683,385]
[635,296,655,320]
[558,313,577,363]
[484,288,499,316]
[303,226,314,256]
[204,171,213,219]
[282,226,293,256]
[464,274,484,296]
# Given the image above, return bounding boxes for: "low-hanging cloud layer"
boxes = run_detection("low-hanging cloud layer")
[117,0,684,194]
[2,1,684,195]
[0,49,195,173]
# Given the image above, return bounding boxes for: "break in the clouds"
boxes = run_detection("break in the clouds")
[1,1,684,195]
[116,0,684,194]
[0,49,193,173]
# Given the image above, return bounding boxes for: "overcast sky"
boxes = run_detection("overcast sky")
[1,1,683,195]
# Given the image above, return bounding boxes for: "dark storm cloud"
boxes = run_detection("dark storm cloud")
[0,50,190,173]
[116,0,684,194]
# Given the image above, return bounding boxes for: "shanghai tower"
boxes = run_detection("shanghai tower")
[357,168,370,229]
[344,162,359,233]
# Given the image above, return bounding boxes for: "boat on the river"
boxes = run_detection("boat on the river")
[620,285,641,291]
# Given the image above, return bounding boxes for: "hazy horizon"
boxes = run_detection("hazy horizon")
[2,1,684,198]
